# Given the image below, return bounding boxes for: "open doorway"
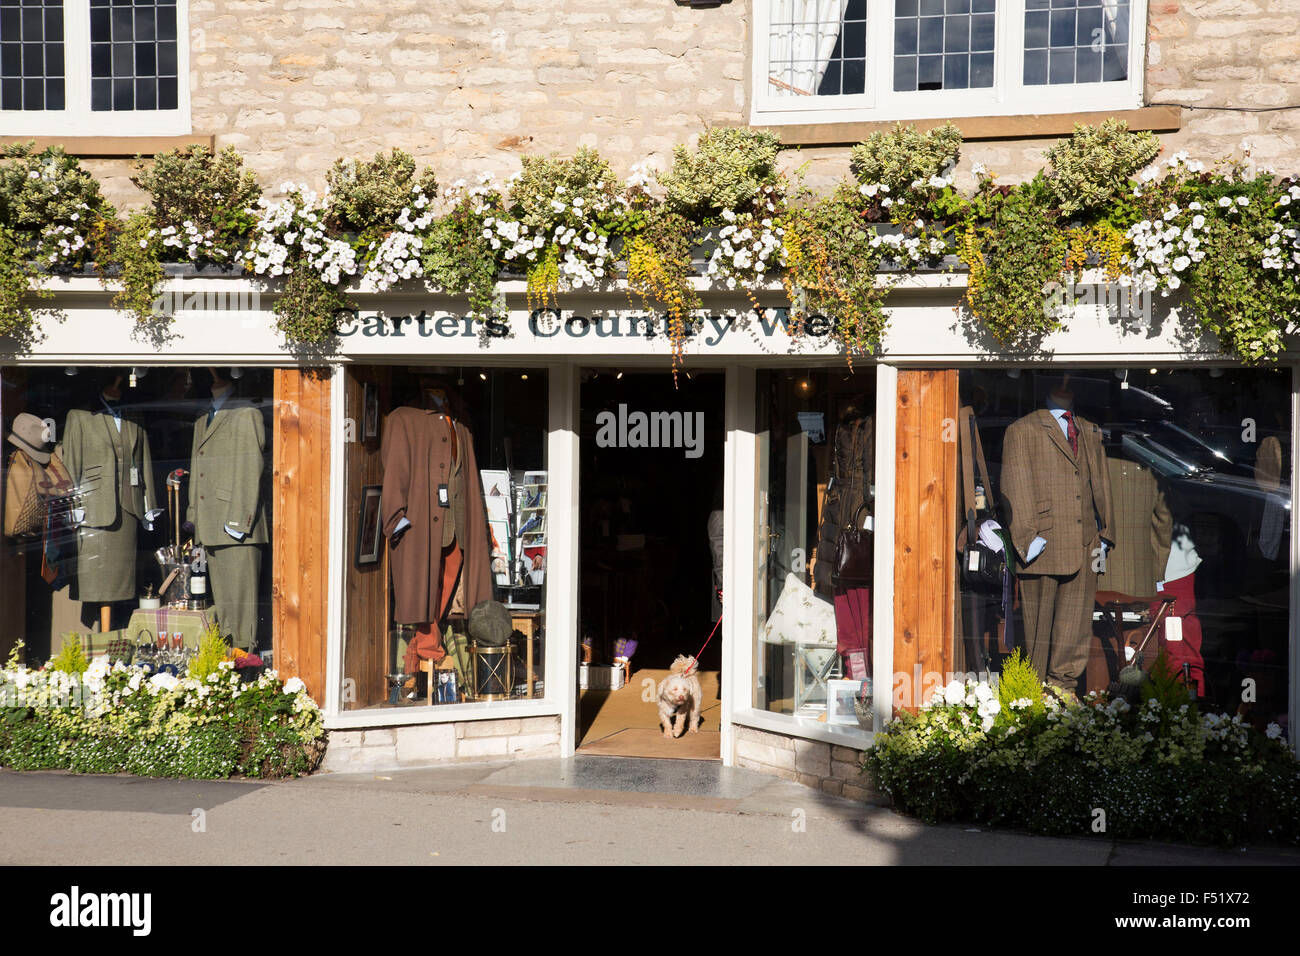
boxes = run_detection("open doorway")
[576,369,725,759]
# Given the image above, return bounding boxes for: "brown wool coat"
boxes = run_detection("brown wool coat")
[381,407,493,624]
[999,408,1115,577]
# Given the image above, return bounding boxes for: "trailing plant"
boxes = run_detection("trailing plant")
[131,145,263,266]
[423,176,507,318]
[850,122,962,197]
[781,185,891,360]
[625,209,701,377]
[0,227,48,344]
[1045,118,1160,219]
[661,127,782,222]
[960,174,1068,348]
[108,211,166,328]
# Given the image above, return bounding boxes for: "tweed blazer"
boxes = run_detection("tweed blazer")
[62,408,158,528]
[187,401,269,545]
[998,408,1115,576]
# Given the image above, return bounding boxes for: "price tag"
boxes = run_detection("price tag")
[130,467,139,486]
[1164,617,1183,642]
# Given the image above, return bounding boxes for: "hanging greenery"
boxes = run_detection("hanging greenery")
[1,126,1299,365]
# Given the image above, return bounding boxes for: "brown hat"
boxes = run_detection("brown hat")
[7,413,53,465]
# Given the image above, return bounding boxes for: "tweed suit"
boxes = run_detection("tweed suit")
[999,408,1115,688]
[188,400,268,650]
[62,407,159,602]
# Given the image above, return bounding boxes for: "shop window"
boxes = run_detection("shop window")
[956,367,1290,732]
[0,365,277,670]
[340,367,547,711]
[754,368,876,730]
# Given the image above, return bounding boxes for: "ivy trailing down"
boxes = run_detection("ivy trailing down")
[3,122,1300,365]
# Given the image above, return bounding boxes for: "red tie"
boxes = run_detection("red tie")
[1062,410,1079,457]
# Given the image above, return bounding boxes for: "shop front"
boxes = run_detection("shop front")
[2,271,1296,789]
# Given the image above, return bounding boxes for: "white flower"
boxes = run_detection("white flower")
[1218,197,1232,208]
[1266,722,1283,740]
[943,680,967,707]
[1237,195,1249,206]
[283,676,306,695]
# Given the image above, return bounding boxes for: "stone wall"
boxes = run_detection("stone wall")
[84,1,1300,221]
[320,715,561,773]
[732,724,887,805]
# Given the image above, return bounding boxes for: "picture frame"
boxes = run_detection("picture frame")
[356,485,383,567]
[826,679,865,726]
[362,381,379,440]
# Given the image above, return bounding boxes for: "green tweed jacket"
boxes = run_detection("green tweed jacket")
[187,401,269,546]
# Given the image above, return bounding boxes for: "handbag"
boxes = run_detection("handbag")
[4,448,74,540]
[834,503,873,589]
[958,407,1006,593]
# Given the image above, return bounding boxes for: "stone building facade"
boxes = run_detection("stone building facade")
[6,1,1296,205]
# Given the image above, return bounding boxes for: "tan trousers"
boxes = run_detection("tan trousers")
[1019,560,1097,690]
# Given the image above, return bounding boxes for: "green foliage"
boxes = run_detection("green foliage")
[131,145,262,264]
[109,211,165,328]
[960,178,1068,348]
[272,259,352,346]
[422,197,502,318]
[0,660,326,779]
[995,648,1044,725]
[0,143,113,236]
[325,148,438,237]
[0,227,48,344]
[1187,204,1296,363]
[1045,119,1160,218]
[49,634,88,675]
[1140,649,1194,712]
[661,128,782,220]
[850,122,963,195]
[781,185,890,357]
[187,624,231,683]
[508,146,620,235]
[865,681,1300,844]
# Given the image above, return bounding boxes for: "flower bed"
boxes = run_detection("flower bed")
[0,656,325,779]
[864,655,1300,846]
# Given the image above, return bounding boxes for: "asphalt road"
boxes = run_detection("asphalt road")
[2,757,1298,866]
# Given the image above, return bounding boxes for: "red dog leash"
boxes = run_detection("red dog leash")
[684,610,722,677]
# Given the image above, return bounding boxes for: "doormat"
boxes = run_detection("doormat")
[578,727,721,761]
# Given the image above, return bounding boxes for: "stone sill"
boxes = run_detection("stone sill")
[731,706,876,750]
[324,696,561,730]
[761,105,1183,147]
[0,134,215,157]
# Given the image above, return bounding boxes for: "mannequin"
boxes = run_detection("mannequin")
[999,376,1115,691]
[187,368,268,651]
[381,380,492,680]
[813,397,874,679]
[1102,452,1172,598]
[62,371,160,632]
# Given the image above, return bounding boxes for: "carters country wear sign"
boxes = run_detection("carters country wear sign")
[330,306,845,356]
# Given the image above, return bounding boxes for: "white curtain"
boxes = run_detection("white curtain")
[769,0,852,96]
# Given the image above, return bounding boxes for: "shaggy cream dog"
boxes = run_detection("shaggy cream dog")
[657,655,702,739]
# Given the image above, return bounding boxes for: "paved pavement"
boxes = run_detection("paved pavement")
[1,757,1297,865]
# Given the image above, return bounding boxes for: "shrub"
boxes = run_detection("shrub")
[325,148,438,237]
[131,144,262,265]
[661,128,782,221]
[1044,119,1160,218]
[49,634,88,675]
[850,122,962,195]
[865,677,1300,845]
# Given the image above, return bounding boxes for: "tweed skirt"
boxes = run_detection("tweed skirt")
[74,513,138,602]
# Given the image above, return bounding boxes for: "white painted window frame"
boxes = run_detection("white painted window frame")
[751,0,1148,126]
[0,0,191,136]
[725,363,896,756]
